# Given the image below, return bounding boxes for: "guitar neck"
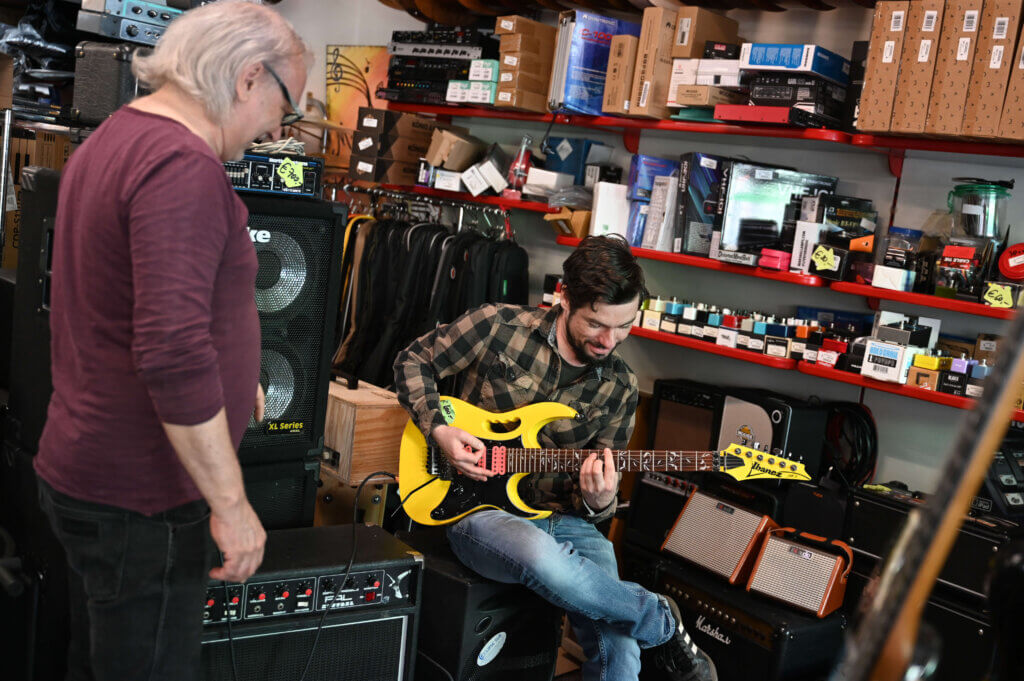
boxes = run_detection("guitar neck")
[503,449,718,474]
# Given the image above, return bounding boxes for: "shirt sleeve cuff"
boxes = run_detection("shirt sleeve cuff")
[581,496,616,523]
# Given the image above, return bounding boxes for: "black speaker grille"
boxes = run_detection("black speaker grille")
[242,211,335,452]
[202,616,407,681]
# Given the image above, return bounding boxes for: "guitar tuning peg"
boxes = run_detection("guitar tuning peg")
[753,442,762,451]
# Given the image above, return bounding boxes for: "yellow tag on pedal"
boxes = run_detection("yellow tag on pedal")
[276,158,303,188]
[812,245,837,272]
[984,282,1013,308]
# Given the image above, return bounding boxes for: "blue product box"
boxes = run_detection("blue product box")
[626,201,649,248]
[674,152,728,255]
[550,11,642,116]
[628,154,676,202]
[544,138,610,185]
[739,43,850,87]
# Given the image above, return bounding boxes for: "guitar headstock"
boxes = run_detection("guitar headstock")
[718,444,811,482]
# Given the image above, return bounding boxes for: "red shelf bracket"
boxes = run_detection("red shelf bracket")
[887,148,905,178]
[622,128,641,154]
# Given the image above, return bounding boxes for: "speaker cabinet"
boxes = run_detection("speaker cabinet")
[9,167,58,452]
[202,611,415,681]
[397,530,563,681]
[238,195,346,467]
[241,456,320,531]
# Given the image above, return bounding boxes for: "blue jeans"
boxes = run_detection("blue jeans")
[447,510,674,681]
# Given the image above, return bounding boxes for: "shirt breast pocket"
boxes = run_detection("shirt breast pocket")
[480,352,541,408]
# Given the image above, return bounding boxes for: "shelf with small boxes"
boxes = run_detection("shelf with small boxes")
[385,102,1024,162]
[797,360,1024,422]
[829,281,1017,321]
[630,326,798,370]
[554,235,826,287]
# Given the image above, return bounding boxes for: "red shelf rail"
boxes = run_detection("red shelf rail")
[797,361,1024,421]
[556,236,825,287]
[829,281,1016,320]
[386,103,1024,159]
[630,326,798,370]
[380,184,559,214]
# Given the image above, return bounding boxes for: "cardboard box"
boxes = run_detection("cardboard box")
[925,0,985,135]
[674,84,745,107]
[891,0,946,133]
[351,131,430,163]
[446,80,497,105]
[434,169,463,192]
[469,59,500,82]
[998,32,1024,139]
[424,128,487,171]
[349,155,419,185]
[667,59,699,106]
[495,15,557,41]
[857,1,911,132]
[962,0,1023,137]
[603,35,639,116]
[500,51,553,80]
[323,380,407,486]
[494,87,549,113]
[975,332,1000,361]
[497,68,549,95]
[545,208,592,239]
[672,6,739,59]
[500,33,555,62]
[629,6,678,119]
[356,107,443,139]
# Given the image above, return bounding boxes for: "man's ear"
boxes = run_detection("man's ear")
[559,286,571,313]
[236,61,264,102]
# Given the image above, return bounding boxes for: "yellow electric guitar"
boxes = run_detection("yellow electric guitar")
[398,397,812,526]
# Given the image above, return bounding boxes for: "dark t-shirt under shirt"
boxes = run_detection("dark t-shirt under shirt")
[34,107,261,515]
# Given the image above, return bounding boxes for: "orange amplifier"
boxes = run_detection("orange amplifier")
[661,490,778,584]
[747,527,852,618]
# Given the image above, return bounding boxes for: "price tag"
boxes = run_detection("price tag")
[276,158,303,188]
[984,282,1014,308]
[812,246,838,272]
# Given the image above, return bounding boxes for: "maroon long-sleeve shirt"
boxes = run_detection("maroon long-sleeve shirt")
[34,107,261,515]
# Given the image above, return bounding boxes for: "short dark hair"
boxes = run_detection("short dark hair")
[562,235,647,311]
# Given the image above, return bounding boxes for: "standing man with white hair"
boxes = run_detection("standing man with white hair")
[32,2,311,679]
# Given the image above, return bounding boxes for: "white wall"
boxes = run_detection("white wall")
[275,0,1022,493]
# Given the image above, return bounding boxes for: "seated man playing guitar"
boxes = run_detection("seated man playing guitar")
[394,235,715,681]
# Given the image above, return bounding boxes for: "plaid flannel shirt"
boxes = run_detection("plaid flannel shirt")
[394,304,639,524]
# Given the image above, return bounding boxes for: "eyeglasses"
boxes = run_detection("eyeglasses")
[263,62,303,126]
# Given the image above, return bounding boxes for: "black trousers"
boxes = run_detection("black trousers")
[37,478,214,681]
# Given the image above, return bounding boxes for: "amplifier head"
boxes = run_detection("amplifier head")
[661,490,778,584]
[747,528,852,618]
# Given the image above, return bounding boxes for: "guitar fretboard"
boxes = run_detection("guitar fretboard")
[501,449,720,473]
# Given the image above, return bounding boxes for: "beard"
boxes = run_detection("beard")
[565,314,616,365]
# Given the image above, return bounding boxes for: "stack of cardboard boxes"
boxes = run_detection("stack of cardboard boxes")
[348,107,446,185]
[859,0,1024,140]
[494,15,555,113]
[604,6,743,117]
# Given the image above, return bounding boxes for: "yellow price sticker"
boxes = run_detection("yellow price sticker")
[276,158,303,188]
[984,282,1014,308]
[811,245,838,272]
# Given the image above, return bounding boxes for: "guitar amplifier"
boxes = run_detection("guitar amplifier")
[662,490,778,584]
[625,547,846,681]
[747,528,852,618]
[201,525,422,681]
[845,486,1023,606]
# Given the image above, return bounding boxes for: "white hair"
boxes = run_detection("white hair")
[132,0,313,124]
